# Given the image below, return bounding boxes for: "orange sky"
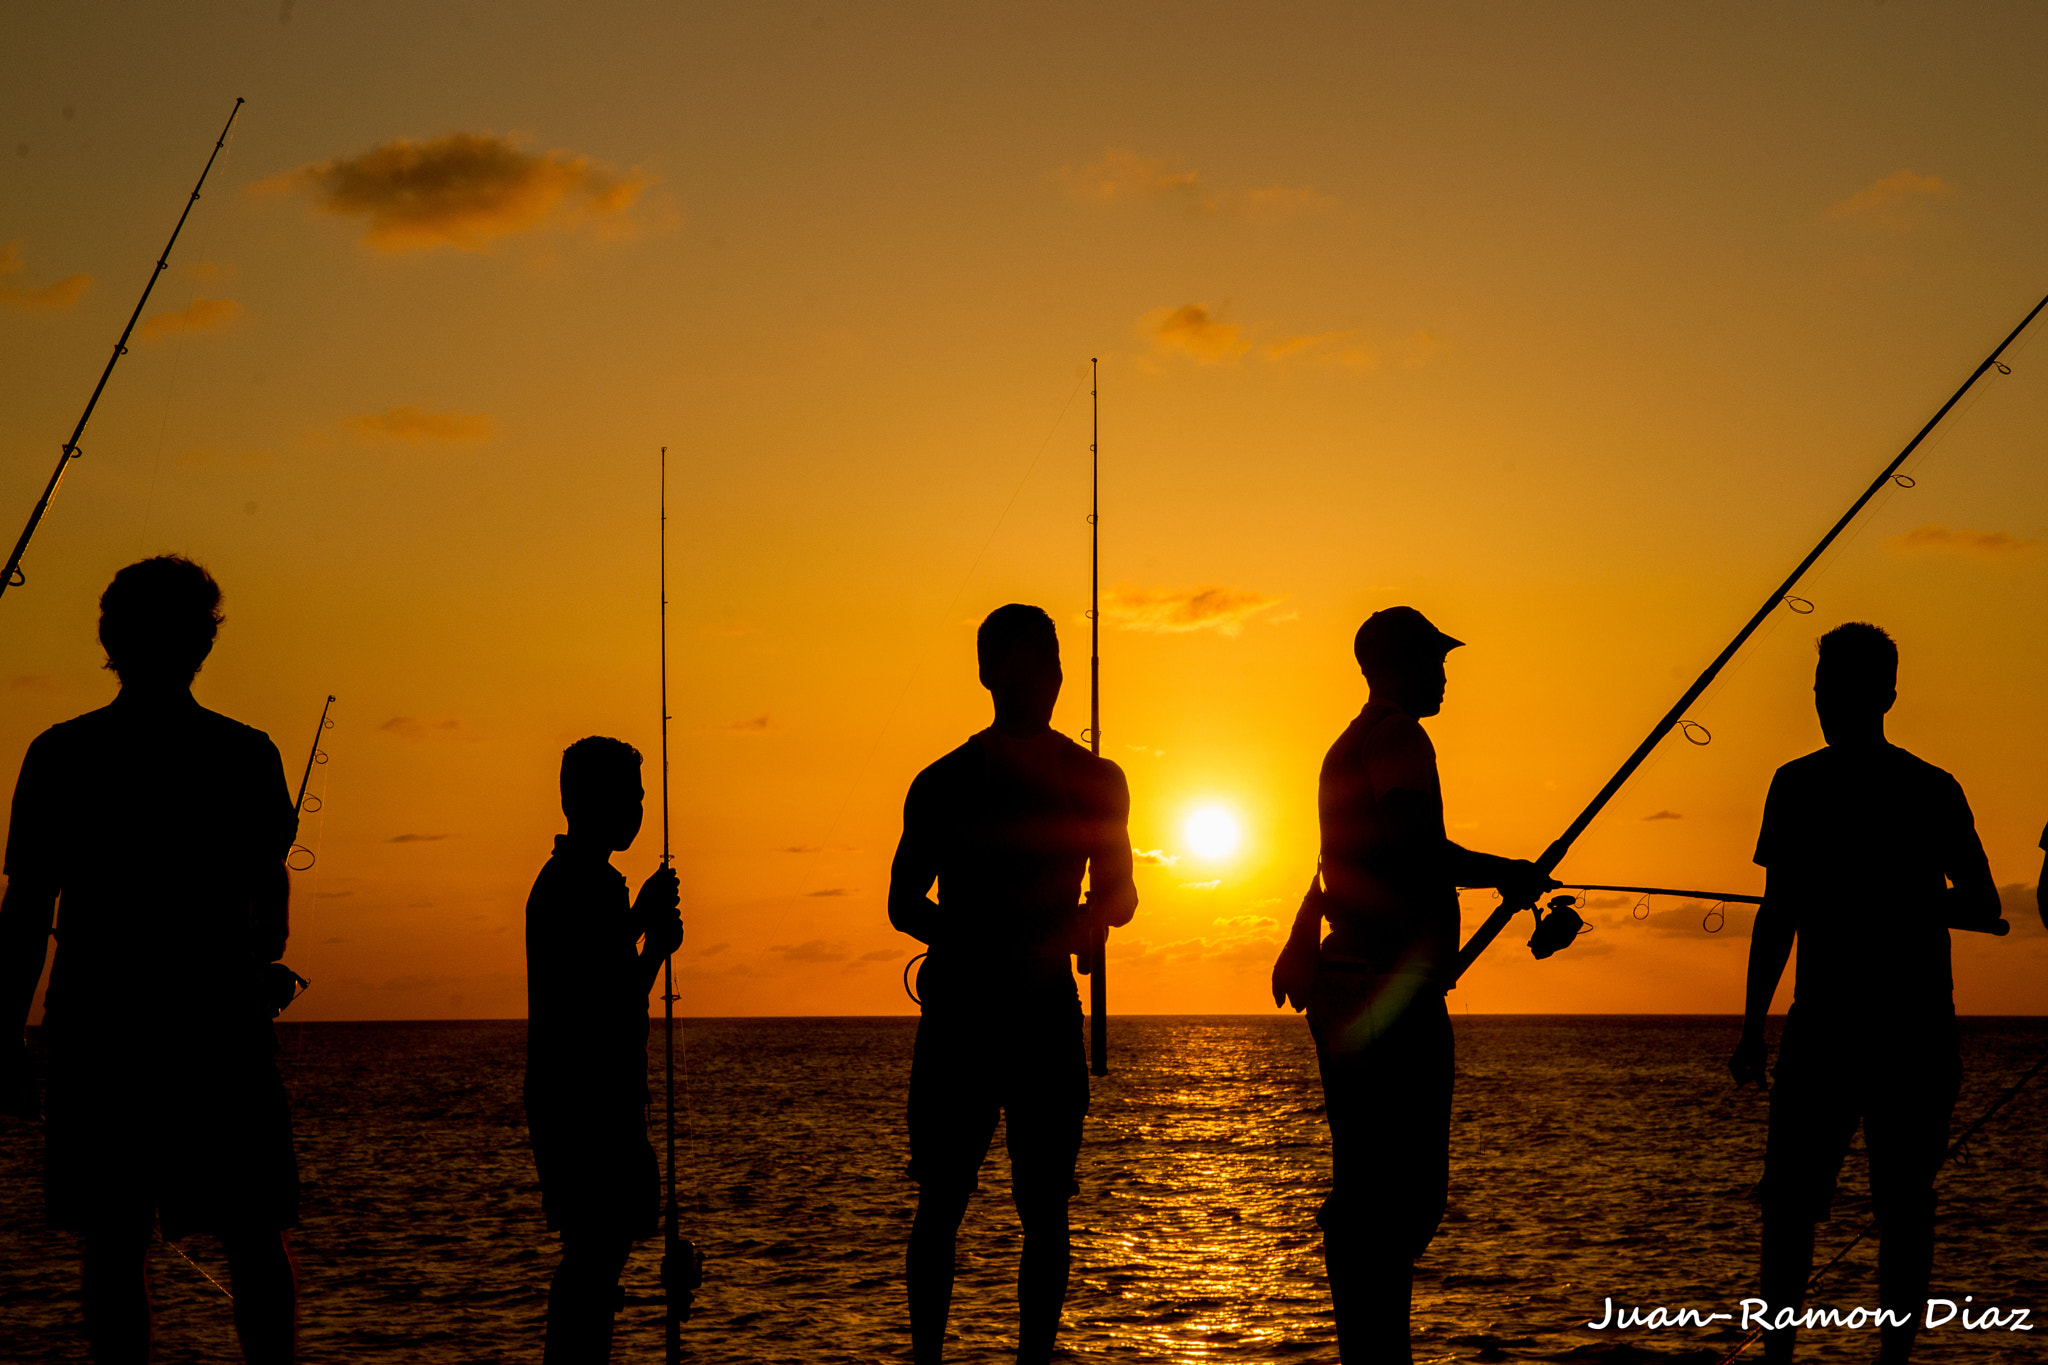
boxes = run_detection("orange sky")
[3,3,2045,1020]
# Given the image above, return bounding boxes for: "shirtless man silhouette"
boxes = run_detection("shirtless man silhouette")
[887,603,1136,1365]
[1730,623,2001,1364]
[0,556,300,1363]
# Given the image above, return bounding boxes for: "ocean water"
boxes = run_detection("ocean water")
[2,1015,2045,1364]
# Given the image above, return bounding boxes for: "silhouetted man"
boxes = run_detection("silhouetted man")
[2037,820,2046,932]
[0,556,300,1363]
[888,604,1136,1365]
[525,736,682,1364]
[1729,623,1999,1365]
[1270,607,1552,1365]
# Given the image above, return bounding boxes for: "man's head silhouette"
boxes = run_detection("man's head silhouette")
[1353,606,1463,718]
[977,604,1062,733]
[561,736,645,851]
[98,555,224,689]
[1813,621,1897,747]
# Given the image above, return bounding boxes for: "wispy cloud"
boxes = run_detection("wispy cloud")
[806,887,854,897]
[380,715,475,741]
[388,832,452,843]
[257,132,649,253]
[344,406,494,443]
[1264,329,1442,370]
[705,714,774,733]
[771,939,849,964]
[1141,303,1249,364]
[858,948,899,962]
[182,260,236,283]
[1643,810,1683,822]
[0,241,90,312]
[137,297,244,342]
[9,674,68,694]
[1179,879,1222,891]
[1126,744,1167,758]
[1054,149,1329,222]
[1103,583,1288,636]
[1887,524,2040,559]
[1826,170,1953,223]
[1133,848,1180,867]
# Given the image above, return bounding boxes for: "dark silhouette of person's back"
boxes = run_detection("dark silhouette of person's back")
[1730,622,2001,1365]
[888,603,1135,1365]
[523,736,681,1364]
[0,555,301,1363]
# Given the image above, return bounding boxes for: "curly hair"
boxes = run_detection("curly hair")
[98,556,224,685]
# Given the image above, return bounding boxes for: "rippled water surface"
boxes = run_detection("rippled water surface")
[3,1015,2045,1363]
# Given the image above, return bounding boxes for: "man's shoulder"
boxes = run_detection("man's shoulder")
[1774,743,1958,790]
[911,738,983,791]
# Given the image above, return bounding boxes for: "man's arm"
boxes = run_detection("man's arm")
[1730,873,1795,1086]
[887,773,945,946]
[1085,764,1137,930]
[0,879,57,1118]
[2038,829,2047,933]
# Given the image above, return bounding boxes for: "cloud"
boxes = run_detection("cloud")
[1887,524,2041,559]
[1140,303,1249,364]
[1212,915,1279,934]
[0,241,91,312]
[771,939,849,963]
[1643,810,1684,822]
[1826,170,1953,223]
[257,132,649,253]
[344,406,494,443]
[1102,582,1288,635]
[1133,848,1180,867]
[705,714,774,733]
[1126,744,1167,758]
[136,297,244,342]
[858,948,899,962]
[1179,879,1222,891]
[1998,884,2043,936]
[1054,150,1329,222]
[380,715,473,740]
[806,887,853,897]
[1056,149,1214,214]
[388,832,452,843]
[9,674,67,694]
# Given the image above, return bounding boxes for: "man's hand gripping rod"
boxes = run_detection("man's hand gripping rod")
[1454,291,2048,985]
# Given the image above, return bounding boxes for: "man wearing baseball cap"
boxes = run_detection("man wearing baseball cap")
[1272,606,1553,1363]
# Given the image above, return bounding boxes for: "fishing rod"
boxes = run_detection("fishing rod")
[0,97,244,604]
[658,447,701,1357]
[1709,1045,2048,1365]
[1454,291,2048,982]
[1084,357,1109,1077]
[288,694,337,872]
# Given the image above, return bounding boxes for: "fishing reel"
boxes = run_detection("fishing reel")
[662,1230,705,1321]
[262,962,310,1017]
[1527,894,1591,960]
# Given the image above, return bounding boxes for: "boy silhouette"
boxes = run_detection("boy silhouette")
[0,556,300,1363]
[525,736,682,1363]
[1730,623,2000,1364]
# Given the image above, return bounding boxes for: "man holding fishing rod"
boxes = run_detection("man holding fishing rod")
[888,603,1136,1365]
[1271,607,1555,1365]
[1730,623,2001,1365]
[0,556,301,1363]
[523,735,683,1364]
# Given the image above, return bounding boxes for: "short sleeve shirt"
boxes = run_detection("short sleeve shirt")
[524,836,651,1118]
[1318,701,1459,975]
[4,693,293,1033]
[1753,743,1984,1024]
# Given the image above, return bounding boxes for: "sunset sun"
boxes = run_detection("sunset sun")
[1183,804,1243,861]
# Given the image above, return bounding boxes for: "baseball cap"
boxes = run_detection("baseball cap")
[1353,606,1465,672]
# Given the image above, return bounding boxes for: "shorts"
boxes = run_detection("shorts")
[44,1018,299,1240]
[1760,1010,1958,1226]
[1307,967,1453,1261]
[527,1098,661,1240]
[907,999,1089,1202]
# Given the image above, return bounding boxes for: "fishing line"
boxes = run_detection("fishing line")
[771,370,1089,925]
[1709,1047,2048,1365]
[164,1238,234,1302]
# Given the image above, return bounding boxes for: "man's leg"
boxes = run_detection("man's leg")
[1758,1215,1816,1365]
[1014,1192,1072,1365]
[906,1013,999,1365]
[910,1183,975,1365]
[1756,1032,1858,1365]
[81,1220,153,1365]
[223,1228,298,1365]
[1867,1052,1958,1365]
[543,1228,634,1365]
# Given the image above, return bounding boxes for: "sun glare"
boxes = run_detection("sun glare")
[1183,805,1242,861]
